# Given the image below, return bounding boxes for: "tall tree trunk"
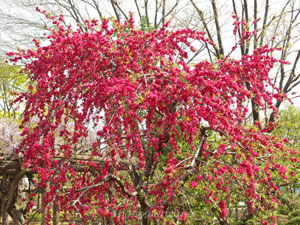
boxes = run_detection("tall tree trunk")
[40,182,49,225]
[138,193,150,225]
[1,175,8,225]
[53,199,60,225]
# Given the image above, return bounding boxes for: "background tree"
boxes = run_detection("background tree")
[0,63,28,118]
[271,106,300,225]
[273,106,300,150]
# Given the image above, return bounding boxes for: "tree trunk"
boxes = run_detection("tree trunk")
[7,205,25,225]
[53,200,60,225]
[1,197,8,225]
[40,182,49,225]
[1,175,8,225]
[138,193,150,225]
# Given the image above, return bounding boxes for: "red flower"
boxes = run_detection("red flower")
[190,181,198,189]
[219,201,227,220]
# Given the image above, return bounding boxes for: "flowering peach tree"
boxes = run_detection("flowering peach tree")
[9,12,300,225]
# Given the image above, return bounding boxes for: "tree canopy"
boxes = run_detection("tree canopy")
[1,0,300,124]
[6,11,300,224]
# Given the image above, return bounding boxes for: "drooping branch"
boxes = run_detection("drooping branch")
[188,129,206,168]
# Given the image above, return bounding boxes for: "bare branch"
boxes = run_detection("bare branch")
[211,0,224,57]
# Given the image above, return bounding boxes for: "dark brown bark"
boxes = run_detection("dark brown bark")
[52,198,60,225]
[40,183,49,225]
[6,171,25,212]
[260,0,269,46]
[7,205,24,225]
[253,0,258,49]
[138,192,150,225]
[0,171,25,225]
[1,175,8,225]
[0,160,20,174]
[211,0,224,57]
[251,98,260,124]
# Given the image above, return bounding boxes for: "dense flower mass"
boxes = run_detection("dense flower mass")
[9,12,300,224]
